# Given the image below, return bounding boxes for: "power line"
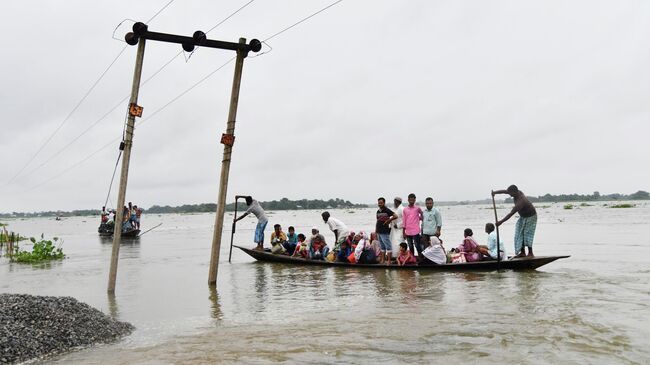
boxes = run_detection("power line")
[6,0,178,185]
[6,45,127,185]
[19,1,256,180]
[25,0,345,191]
[146,0,176,24]
[263,0,344,42]
[26,57,236,192]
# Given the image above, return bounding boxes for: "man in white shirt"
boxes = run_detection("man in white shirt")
[321,211,350,252]
[234,196,268,250]
[390,197,406,253]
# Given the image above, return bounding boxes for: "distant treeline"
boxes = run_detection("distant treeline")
[506,190,649,203]
[0,198,364,218]
[146,198,365,214]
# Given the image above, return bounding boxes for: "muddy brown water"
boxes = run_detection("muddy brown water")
[1,202,648,364]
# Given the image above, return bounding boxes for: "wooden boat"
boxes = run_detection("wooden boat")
[97,223,140,238]
[235,245,569,271]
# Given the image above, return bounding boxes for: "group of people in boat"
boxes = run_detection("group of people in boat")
[100,202,143,232]
[235,185,537,265]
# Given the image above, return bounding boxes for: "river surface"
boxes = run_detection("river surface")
[1,202,649,364]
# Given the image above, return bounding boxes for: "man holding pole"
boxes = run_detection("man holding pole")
[492,185,537,258]
[234,196,268,251]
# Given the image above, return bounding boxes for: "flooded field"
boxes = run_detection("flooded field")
[1,202,649,364]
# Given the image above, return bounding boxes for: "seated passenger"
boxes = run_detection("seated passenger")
[421,235,447,265]
[309,229,329,260]
[354,232,377,264]
[397,242,417,266]
[369,232,383,262]
[293,233,309,258]
[337,239,353,262]
[285,226,298,253]
[454,228,481,262]
[282,226,298,253]
[483,223,506,260]
[270,224,288,255]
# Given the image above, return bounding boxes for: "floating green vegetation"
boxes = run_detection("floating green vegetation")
[10,235,65,263]
[580,203,593,207]
[538,205,551,209]
[564,204,574,210]
[610,204,635,209]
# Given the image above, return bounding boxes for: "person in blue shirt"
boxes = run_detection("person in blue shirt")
[484,223,506,260]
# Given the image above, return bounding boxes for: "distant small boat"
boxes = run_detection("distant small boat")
[235,245,568,271]
[98,223,140,238]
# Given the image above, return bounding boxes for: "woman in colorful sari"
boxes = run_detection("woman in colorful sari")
[455,228,481,262]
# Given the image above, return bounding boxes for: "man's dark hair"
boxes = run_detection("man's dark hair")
[245,196,253,205]
[399,242,408,249]
[485,223,495,233]
[288,226,295,231]
[378,197,385,203]
[464,228,473,236]
[321,211,330,219]
[408,193,416,199]
[425,197,433,202]
[507,185,519,194]
[274,224,281,229]
[297,233,306,241]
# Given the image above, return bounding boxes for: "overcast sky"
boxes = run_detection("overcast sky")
[1,0,649,212]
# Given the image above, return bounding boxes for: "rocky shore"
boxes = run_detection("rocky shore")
[0,294,133,364]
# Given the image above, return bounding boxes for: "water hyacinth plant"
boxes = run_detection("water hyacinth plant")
[10,235,65,263]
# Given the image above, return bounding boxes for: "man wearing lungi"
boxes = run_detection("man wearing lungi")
[492,185,537,258]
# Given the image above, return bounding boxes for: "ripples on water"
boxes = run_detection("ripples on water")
[1,202,649,364]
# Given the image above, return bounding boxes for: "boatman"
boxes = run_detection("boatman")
[492,185,537,258]
[234,196,268,251]
[321,211,350,253]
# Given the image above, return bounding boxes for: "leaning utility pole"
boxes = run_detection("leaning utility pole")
[107,33,146,294]
[207,38,247,285]
[107,22,260,293]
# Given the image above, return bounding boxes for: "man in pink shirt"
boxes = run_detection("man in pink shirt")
[402,193,423,257]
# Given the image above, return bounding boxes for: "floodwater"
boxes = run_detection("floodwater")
[1,202,649,364]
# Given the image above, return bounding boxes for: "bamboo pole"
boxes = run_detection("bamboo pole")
[228,196,240,263]
[108,39,146,294]
[491,191,501,269]
[208,38,248,285]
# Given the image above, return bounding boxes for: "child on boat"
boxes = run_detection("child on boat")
[397,242,417,266]
[293,233,309,258]
[309,233,329,260]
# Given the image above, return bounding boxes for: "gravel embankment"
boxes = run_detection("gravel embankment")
[0,294,134,364]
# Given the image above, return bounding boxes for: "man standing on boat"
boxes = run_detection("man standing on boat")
[421,197,442,241]
[376,197,398,265]
[321,211,350,252]
[235,196,268,251]
[390,197,405,253]
[402,193,424,257]
[492,185,537,257]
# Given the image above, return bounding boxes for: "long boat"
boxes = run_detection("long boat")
[235,245,569,271]
[97,223,140,238]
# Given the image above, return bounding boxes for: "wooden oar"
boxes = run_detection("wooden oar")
[491,191,501,269]
[228,196,240,263]
[138,223,163,237]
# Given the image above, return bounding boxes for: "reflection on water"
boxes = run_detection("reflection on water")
[1,203,649,364]
[207,285,222,321]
